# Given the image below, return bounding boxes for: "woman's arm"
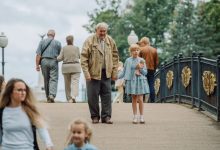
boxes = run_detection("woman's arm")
[57,48,64,62]
[37,128,53,150]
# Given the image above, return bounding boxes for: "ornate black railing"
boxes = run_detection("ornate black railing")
[154,52,220,121]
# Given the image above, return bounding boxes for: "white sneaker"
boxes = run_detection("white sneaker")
[132,116,138,124]
[140,116,145,124]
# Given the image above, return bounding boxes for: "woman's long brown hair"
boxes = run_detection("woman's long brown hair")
[0,78,44,128]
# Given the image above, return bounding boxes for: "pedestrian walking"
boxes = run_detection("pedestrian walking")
[57,35,81,103]
[0,78,53,150]
[36,29,61,103]
[139,37,159,103]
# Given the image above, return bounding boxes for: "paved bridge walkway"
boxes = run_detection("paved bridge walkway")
[37,103,220,150]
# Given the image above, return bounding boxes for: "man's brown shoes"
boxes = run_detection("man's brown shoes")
[92,118,99,124]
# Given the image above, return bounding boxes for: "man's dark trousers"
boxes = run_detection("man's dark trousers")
[86,69,112,120]
[147,69,155,103]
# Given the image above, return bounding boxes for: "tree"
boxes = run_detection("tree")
[166,0,195,57]
[193,0,220,58]
[84,0,179,62]
[128,0,178,48]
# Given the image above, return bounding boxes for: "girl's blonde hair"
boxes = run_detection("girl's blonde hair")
[65,119,93,146]
[129,44,140,54]
[0,78,46,128]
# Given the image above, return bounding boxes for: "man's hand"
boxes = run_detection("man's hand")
[36,65,40,71]
[112,77,117,81]
[86,74,91,81]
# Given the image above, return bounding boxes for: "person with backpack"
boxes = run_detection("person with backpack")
[0,78,53,150]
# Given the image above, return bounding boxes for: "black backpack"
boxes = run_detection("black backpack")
[0,108,39,150]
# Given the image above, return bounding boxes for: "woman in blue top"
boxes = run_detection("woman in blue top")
[118,44,149,124]
[64,119,98,150]
[0,78,53,150]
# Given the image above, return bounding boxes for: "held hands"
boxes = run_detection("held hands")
[117,66,123,71]
[86,74,91,81]
[36,65,41,71]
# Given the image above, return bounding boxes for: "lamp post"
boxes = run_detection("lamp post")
[151,38,156,46]
[0,32,8,75]
[127,30,138,45]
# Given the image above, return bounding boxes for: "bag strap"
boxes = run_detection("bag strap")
[41,39,53,56]
[32,125,40,150]
[0,108,3,132]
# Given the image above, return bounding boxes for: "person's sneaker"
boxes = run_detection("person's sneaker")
[132,116,138,124]
[140,116,145,124]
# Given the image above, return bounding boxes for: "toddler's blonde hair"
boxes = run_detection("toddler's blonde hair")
[65,119,93,146]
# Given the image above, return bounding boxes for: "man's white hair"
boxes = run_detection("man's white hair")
[95,22,108,30]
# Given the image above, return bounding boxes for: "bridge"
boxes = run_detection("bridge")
[37,103,220,150]
[36,52,220,150]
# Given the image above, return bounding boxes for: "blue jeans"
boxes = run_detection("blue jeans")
[147,70,155,103]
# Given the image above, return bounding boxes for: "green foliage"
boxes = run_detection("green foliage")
[166,0,195,58]
[129,0,178,48]
[84,0,220,63]
[196,0,220,58]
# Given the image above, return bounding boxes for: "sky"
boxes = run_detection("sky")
[0,0,99,90]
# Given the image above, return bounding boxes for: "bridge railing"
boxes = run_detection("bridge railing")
[154,52,220,121]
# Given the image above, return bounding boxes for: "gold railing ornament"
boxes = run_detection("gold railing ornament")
[166,70,174,89]
[202,71,217,96]
[154,78,160,95]
[181,66,192,88]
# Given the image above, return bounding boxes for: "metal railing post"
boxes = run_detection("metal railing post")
[173,55,178,102]
[191,52,196,108]
[178,53,183,103]
[217,55,220,121]
[197,52,203,111]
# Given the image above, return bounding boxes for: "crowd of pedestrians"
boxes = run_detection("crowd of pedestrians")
[0,22,158,149]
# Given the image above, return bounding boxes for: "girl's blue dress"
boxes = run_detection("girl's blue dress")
[118,57,149,95]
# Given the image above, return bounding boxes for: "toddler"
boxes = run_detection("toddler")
[114,61,124,103]
[64,119,98,150]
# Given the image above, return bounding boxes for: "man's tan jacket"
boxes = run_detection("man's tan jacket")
[81,34,119,80]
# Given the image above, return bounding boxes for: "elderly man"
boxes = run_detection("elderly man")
[81,22,119,124]
[36,29,61,103]
[139,37,159,103]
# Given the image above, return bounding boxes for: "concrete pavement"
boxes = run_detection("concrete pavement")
[37,103,220,150]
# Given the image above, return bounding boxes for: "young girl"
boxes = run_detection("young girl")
[64,119,98,150]
[118,44,149,124]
